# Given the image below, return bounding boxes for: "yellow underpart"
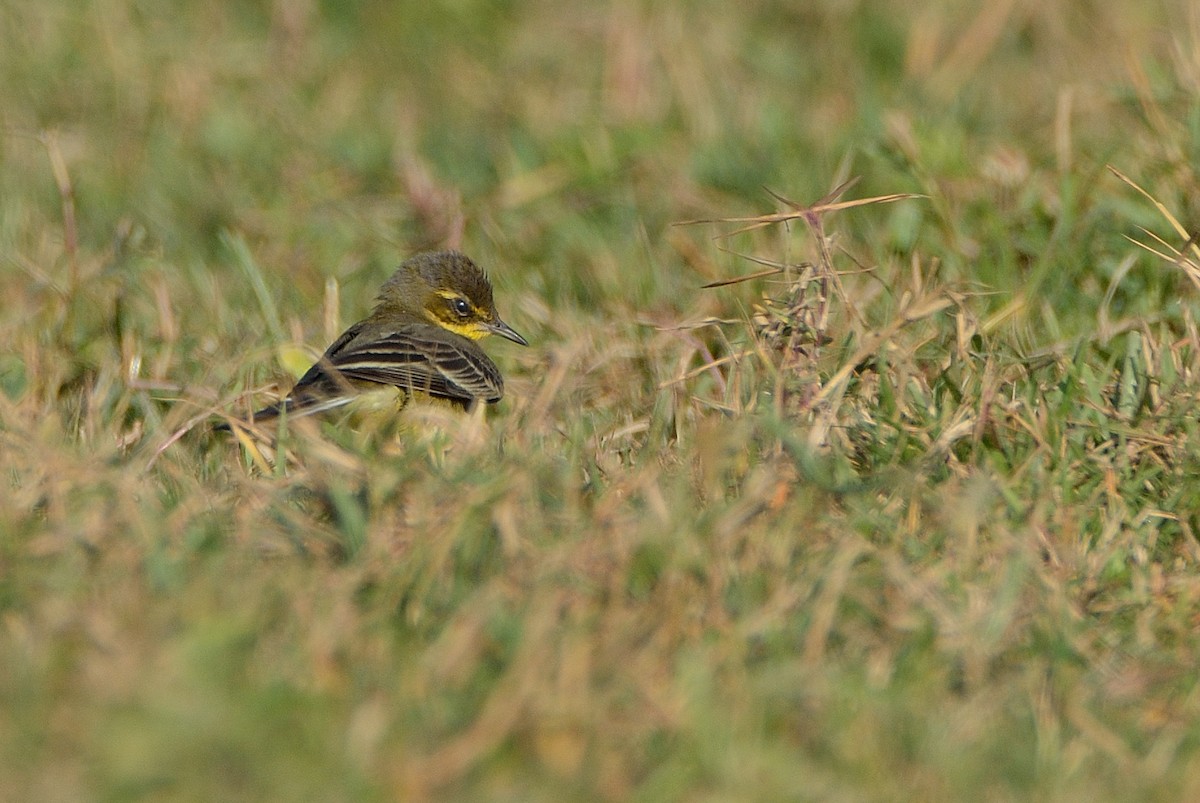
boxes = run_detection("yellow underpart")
[327,385,462,436]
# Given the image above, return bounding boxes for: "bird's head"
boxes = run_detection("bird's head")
[376,251,528,345]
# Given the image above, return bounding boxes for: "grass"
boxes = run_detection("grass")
[4,0,1200,799]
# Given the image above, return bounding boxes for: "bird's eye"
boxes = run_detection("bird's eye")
[452,298,472,317]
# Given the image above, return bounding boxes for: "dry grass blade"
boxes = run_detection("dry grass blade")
[700,243,813,288]
[144,411,218,471]
[39,130,79,288]
[1109,166,1191,241]
[678,183,925,238]
[768,176,862,210]
[700,266,785,288]
[657,348,753,389]
[1110,165,1200,291]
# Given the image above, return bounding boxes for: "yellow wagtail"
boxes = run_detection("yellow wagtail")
[223,250,526,430]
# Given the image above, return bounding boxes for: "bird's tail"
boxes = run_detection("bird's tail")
[215,394,355,433]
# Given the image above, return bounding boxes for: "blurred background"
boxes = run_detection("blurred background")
[2,1,1185,341]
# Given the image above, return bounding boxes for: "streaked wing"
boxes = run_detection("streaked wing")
[301,324,503,406]
[243,323,504,424]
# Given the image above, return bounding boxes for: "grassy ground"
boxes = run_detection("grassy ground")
[4,0,1200,799]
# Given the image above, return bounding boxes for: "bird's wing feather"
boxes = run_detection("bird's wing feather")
[246,324,503,423]
[333,329,504,403]
[301,324,503,405]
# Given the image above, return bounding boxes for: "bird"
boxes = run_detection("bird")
[221,250,527,431]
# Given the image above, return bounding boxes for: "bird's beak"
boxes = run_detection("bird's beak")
[488,318,528,346]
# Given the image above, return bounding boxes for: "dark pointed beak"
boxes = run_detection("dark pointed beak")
[488,317,528,346]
